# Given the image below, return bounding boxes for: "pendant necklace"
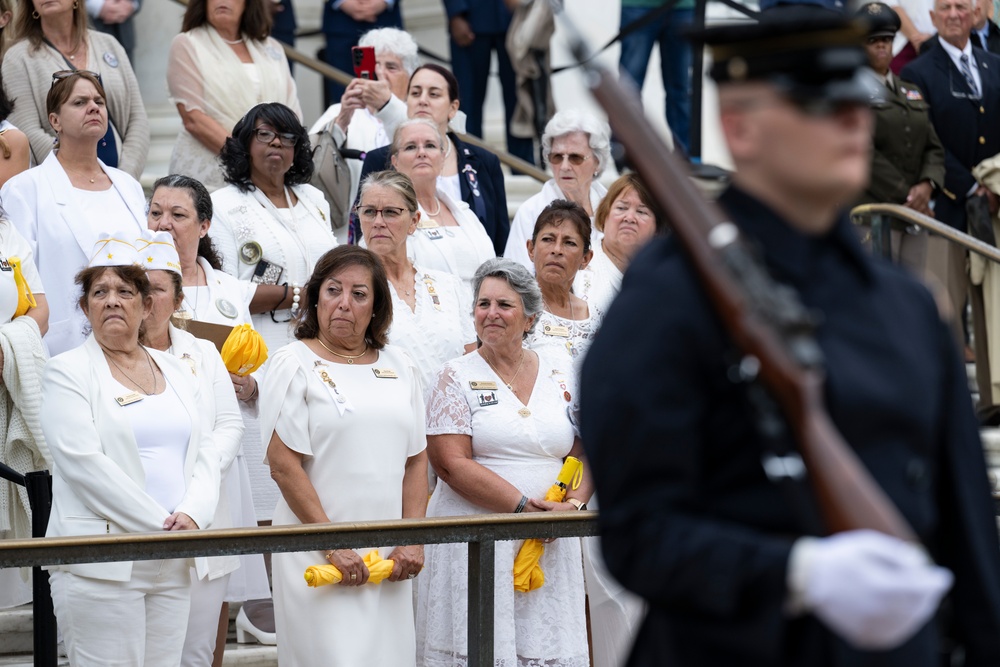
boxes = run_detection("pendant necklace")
[105,349,158,395]
[317,337,367,364]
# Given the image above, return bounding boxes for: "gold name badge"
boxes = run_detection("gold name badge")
[469,380,498,390]
[373,368,399,379]
[416,218,440,229]
[115,391,144,406]
[543,324,571,338]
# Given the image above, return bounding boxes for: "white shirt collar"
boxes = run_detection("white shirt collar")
[938,35,974,64]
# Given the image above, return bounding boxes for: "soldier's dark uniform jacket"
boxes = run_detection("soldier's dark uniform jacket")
[581,186,1000,666]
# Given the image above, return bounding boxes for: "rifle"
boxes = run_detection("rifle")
[559,16,916,542]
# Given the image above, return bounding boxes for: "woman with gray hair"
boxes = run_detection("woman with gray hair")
[309,26,420,237]
[504,110,613,272]
[416,257,593,666]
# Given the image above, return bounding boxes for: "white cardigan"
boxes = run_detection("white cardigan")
[1,153,147,356]
[41,335,220,582]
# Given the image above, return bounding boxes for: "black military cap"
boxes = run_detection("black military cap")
[689,3,879,106]
[856,2,902,38]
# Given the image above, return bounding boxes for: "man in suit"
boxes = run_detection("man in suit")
[322,0,403,107]
[443,0,534,164]
[901,0,1000,404]
[582,5,1000,666]
[856,2,945,275]
[971,0,1000,51]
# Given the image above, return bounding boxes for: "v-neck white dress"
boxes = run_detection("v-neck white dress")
[416,350,589,667]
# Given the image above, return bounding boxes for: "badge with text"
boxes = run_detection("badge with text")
[417,218,439,229]
[373,368,398,379]
[115,391,144,406]
[425,228,444,241]
[543,324,571,338]
[469,380,498,391]
[0,257,11,272]
[216,298,238,319]
[477,391,499,407]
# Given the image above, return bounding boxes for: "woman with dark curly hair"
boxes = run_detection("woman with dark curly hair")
[262,245,427,665]
[211,102,337,350]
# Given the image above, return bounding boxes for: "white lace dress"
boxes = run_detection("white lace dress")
[416,350,589,667]
[524,308,604,374]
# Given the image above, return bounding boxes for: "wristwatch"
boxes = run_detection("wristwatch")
[567,498,587,511]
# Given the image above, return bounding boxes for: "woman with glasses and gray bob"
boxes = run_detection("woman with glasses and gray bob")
[211,102,337,352]
[504,110,612,272]
[1,71,147,357]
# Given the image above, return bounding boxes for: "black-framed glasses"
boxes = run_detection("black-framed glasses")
[549,152,591,166]
[51,69,102,85]
[254,128,298,147]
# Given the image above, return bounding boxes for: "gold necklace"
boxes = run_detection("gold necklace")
[481,348,525,390]
[105,348,158,395]
[317,337,368,364]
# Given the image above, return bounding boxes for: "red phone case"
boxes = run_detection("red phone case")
[352,46,377,80]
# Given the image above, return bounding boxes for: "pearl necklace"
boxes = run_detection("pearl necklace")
[424,197,442,217]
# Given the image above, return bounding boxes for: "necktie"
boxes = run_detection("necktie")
[960,54,981,97]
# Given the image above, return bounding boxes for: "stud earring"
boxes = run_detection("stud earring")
[31,10,38,18]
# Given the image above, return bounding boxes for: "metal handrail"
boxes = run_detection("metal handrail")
[1,512,598,667]
[168,0,550,183]
[851,203,1000,264]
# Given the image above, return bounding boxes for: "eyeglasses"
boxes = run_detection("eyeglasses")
[51,70,103,85]
[355,205,407,222]
[549,152,591,166]
[254,128,298,147]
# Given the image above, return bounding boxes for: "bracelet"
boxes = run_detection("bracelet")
[275,283,289,311]
[244,378,259,402]
[291,283,301,316]
[514,495,528,513]
[324,550,334,561]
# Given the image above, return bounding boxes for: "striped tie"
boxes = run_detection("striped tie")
[960,54,981,97]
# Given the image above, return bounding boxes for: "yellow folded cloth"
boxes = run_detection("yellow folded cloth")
[221,324,268,376]
[513,457,584,593]
[304,549,396,588]
[9,257,36,318]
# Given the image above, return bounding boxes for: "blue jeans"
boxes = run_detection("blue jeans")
[618,6,694,153]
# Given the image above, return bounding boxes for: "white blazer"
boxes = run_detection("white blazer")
[168,324,242,580]
[41,335,220,582]
[1,153,147,356]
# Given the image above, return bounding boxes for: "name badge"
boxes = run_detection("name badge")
[115,391,144,406]
[0,257,11,272]
[477,391,498,407]
[543,324,571,338]
[469,380,498,391]
[373,368,398,379]
[417,218,439,229]
[425,229,443,241]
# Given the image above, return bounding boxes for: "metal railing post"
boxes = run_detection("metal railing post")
[25,471,56,667]
[467,538,495,667]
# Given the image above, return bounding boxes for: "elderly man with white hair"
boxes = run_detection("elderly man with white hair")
[310,27,420,221]
[504,110,612,271]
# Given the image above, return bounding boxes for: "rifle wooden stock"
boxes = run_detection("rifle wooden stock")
[584,59,916,542]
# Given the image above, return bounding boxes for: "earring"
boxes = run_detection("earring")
[72,1,78,8]
[31,10,38,18]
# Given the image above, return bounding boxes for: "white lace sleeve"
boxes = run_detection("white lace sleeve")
[425,362,472,436]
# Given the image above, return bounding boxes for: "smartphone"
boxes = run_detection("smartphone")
[352,45,377,80]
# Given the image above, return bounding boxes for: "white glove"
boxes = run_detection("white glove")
[787,529,953,650]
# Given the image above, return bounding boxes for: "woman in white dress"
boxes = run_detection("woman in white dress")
[505,110,613,272]
[574,173,662,317]
[357,170,475,394]
[524,200,601,370]
[212,103,337,353]
[0,213,48,611]
[168,0,301,192]
[389,118,494,297]
[263,245,428,666]
[417,258,593,667]
[135,231,246,667]
[2,71,147,356]
[147,175,276,647]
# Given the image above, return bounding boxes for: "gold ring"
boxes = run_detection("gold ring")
[350,573,357,580]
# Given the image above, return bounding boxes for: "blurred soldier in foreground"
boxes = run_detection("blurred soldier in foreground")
[581,5,1000,666]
